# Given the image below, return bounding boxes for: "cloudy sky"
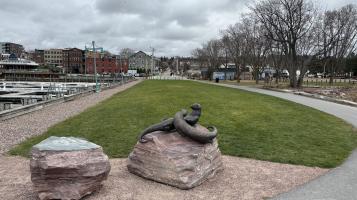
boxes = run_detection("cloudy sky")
[0,0,355,56]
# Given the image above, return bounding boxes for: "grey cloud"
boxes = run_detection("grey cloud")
[96,0,164,16]
[80,22,113,35]
[1,0,33,13]
[0,0,353,57]
[94,0,240,27]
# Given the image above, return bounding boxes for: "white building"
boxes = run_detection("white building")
[0,54,39,71]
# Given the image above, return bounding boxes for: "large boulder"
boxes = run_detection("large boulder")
[127,125,223,189]
[30,136,111,200]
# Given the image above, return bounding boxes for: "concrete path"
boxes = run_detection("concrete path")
[203,82,357,200]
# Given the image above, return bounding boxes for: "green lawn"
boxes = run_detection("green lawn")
[10,80,357,168]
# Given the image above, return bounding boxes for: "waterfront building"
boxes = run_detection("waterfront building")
[62,48,85,74]
[44,49,63,67]
[0,42,24,58]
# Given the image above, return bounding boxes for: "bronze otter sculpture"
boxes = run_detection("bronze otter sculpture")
[138,103,217,144]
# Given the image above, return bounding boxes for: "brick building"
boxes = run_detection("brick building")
[62,48,85,74]
[28,49,44,65]
[85,52,118,74]
[0,42,24,58]
[116,57,129,73]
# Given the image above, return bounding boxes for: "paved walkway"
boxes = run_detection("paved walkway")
[205,82,357,200]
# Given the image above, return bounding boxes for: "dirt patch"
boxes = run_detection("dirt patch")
[303,87,357,103]
[0,155,328,200]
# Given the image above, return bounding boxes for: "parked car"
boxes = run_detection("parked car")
[315,73,323,78]
[281,72,289,78]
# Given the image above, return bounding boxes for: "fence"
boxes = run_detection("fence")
[303,78,357,87]
[0,77,135,120]
[147,75,186,80]
[261,77,357,88]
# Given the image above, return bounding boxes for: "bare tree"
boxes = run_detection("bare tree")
[119,48,135,59]
[319,4,357,83]
[158,57,170,72]
[240,16,269,84]
[267,41,285,84]
[252,0,316,87]
[294,14,324,85]
[194,0,357,87]
[221,16,269,84]
[192,48,208,69]
[222,24,244,82]
[192,39,223,80]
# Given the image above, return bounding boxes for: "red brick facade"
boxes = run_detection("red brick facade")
[85,56,115,74]
[85,53,128,74]
[117,58,129,73]
[63,48,84,74]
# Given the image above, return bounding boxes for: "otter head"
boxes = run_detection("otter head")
[191,103,201,111]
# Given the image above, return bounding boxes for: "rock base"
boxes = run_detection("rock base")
[30,137,111,200]
[127,128,223,189]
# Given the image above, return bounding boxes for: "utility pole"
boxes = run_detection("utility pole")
[84,45,87,76]
[151,47,155,76]
[92,41,99,93]
[176,57,179,75]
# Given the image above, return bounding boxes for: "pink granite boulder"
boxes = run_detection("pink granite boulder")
[127,125,223,189]
[30,136,111,200]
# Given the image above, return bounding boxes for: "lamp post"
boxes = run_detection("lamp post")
[92,41,99,93]
[84,46,87,76]
[150,47,155,77]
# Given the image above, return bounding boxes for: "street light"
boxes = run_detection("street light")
[92,41,99,93]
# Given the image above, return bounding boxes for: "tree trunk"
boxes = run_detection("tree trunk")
[288,46,299,88]
[297,76,304,88]
[289,70,297,88]
[297,68,308,88]
[329,65,335,85]
[207,70,212,81]
[255,68,259,84]
[329,73,334,84]
[236,63,241,83]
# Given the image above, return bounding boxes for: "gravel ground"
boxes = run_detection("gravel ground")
[303,87,357,103]
[0,155,328,200]
[0,80,142,154]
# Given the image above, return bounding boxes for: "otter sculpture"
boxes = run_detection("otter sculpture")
[138,103,217,144]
